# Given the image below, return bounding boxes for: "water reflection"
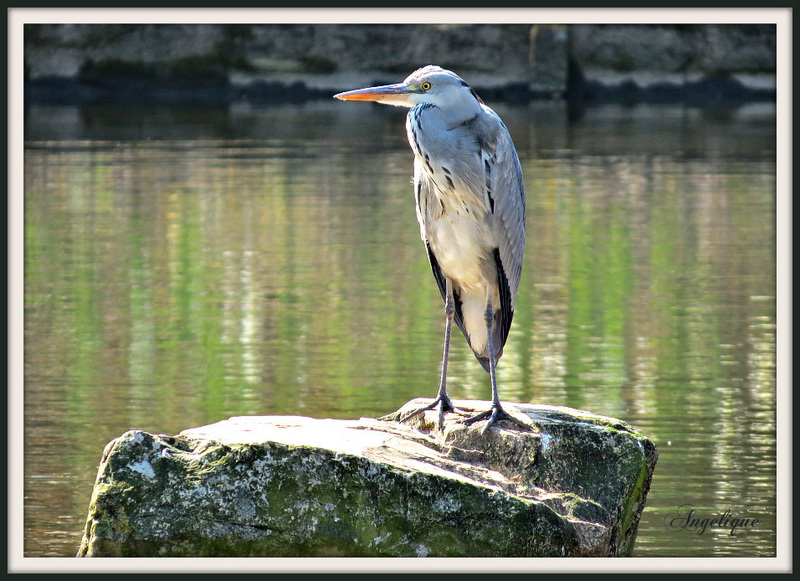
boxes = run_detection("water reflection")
[23,101,777,557]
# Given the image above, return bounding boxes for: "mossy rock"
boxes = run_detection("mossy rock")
[77,400,657,557]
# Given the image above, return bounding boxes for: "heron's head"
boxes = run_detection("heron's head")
[334,65,483,112]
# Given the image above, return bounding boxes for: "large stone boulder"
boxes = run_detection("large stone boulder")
[76,399,657,557]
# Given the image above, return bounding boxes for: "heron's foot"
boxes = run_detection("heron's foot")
[399,395,469,431]
[461,403,531,434]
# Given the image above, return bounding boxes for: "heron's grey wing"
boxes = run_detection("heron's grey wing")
[471,108,526,357]
[482,109,526,307]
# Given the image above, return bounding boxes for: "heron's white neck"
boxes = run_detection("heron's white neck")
[411,91,483,129]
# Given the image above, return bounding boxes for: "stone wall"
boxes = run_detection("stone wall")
[24,23,776,105]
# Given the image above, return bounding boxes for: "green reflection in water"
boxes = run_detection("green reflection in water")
[22,103,777,558]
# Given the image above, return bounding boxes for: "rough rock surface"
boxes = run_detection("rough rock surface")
[24,23,568,101]
[567,23,776,103]
[23,23,775,105]
[76,399,657,557]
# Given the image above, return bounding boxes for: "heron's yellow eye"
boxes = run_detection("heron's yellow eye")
[420,82,432,92]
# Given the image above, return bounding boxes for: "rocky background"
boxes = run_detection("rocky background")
[24,23,776,105]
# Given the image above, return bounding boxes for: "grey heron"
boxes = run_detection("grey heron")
[335,65,527,433]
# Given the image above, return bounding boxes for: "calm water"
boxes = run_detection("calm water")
[21,100,777,558]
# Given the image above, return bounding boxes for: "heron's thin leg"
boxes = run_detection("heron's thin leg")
[436,278,456,401]
[487,296,501,408]
[461,292,529,433]
[400,278,467,429]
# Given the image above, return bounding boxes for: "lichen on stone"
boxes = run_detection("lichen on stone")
[77,400,657,557]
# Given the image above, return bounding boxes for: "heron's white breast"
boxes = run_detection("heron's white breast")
[427,211,492,290]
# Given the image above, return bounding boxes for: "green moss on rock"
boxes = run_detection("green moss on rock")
[77,401,657,557]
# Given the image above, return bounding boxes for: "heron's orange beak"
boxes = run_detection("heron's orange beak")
[334,83,414,107]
